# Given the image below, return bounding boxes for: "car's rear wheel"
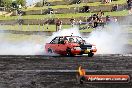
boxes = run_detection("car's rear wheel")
[48,48,53,54]
[88,52,94,57]
[79,76,86,84]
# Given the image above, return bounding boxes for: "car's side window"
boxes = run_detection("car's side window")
[50,37,59,44]
[58,37,64,44]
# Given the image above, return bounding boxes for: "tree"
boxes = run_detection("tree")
[3,0,12,8]
[16,0,26,6]
[0,0,1,6]
[0,0,4,7]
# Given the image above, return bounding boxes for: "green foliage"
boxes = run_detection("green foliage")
[0,0,26,9]
[16,0,26,6]
[3,0,12,8]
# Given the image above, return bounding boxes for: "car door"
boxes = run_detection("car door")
[57,37,67,54]
[49,37,59,53]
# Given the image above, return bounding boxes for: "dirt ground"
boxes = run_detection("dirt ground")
[0,54,132,88]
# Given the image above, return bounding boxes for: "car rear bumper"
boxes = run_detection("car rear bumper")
[90,49,97,53]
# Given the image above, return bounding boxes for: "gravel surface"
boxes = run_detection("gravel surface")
[0,55,132,88]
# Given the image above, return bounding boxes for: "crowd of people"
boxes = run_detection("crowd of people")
[54,9,119,31]
[86,10,105,28]
[48,0,132,31]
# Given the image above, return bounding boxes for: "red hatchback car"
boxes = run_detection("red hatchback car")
[45,36,97,57]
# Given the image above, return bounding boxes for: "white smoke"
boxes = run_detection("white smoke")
[46,27,81,43]
[86,22,127,54]
[0,33,44,55]
[0,42,42,55]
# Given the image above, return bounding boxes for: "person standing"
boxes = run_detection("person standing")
[56,18,62,31]
[70,18,76,27]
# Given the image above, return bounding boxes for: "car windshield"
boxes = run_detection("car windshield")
[66,36,83,43]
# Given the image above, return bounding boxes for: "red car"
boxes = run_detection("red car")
[45,36,97,57]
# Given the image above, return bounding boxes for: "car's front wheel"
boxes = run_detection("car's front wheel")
[88,52,94,57]
[66,48,74,57]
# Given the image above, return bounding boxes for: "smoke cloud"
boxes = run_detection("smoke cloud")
[86,22,127,54]
[46,27,81,43]
[0,41,42,55]
[0,33,44,55]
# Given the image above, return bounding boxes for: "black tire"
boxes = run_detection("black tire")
[48,48,53,54]
[66,48,74,57]
[79,76,86,84]
[88,52,94,57]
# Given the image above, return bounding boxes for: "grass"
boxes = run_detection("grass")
[1,24,132,32]
[0,25,57,31]
[128,27,132,33]
[48,0,63,2]
[128,39,132,45]
[23,0,126,11]
[0,24,94,32]
[0,10,129,20]
[1,24,131,33]
[0,33,47,43]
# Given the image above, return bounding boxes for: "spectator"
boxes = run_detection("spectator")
[113,17,118,22]
[111,4,118,11]
[44,19,49,30]
[46,22,49,30]
[106,15,111,23]
[78,20,82,28]
[102,0,106,3]
[127,0,132,4]
[109,0,111,3]
[93,17,98,28]
[98,18,105,27]
[127,0,132,10]
[89,17,94,28]
[127,1,132,14]
[70,18,76,27]
[102,0,112,3]
[56,18,62,31]
[97,10,104,18]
